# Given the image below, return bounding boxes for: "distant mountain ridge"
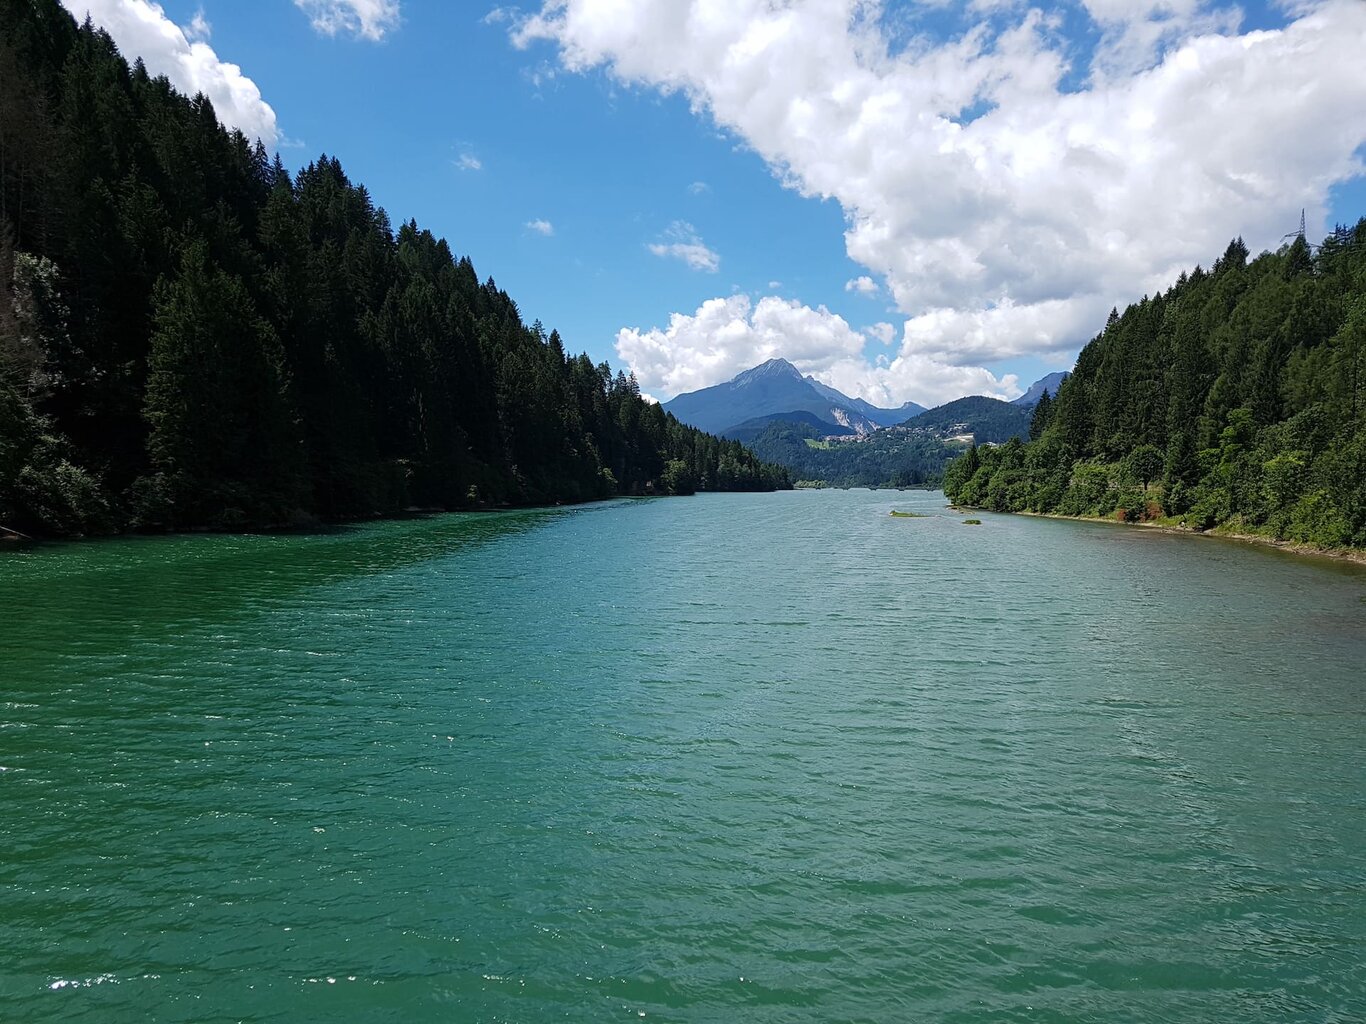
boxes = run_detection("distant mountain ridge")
[803,378,927,428]
[901,396,1032,445]
[663,359,1065,438]
[739,396,1033,488]
[1012,372,1070,407]
[723,410,847,444]
[661,358,926,437]
[670,360,1053,487]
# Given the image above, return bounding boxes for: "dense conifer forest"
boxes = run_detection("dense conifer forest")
[737,396,1032,489]
[944,225,1366,550]
[740,418,957,489]
[0,0,788,538]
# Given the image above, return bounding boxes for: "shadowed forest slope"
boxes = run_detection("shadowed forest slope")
[0,0,787,537]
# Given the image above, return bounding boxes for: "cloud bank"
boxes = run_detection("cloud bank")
[61,0,278,145]
[616,295,1018,408]
[515,0,1366,402]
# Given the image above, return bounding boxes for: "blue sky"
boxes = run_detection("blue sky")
[64,1,1366,406]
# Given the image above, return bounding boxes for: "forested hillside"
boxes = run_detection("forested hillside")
[0,1,786,537]
[742,418,963,488]
[945,225,1366,549]
[739,392,1032,488]
[901,396,1032,445]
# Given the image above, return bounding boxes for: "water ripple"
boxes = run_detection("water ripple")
[1,492,1364,1021]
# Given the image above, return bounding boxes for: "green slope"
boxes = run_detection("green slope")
[945,226,1366,550]
[0,1,789,536]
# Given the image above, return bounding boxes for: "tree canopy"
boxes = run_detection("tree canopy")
[944,224,1366,550]
[0,1,788,536]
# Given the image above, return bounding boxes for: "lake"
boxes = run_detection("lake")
[2,489,1364,1022]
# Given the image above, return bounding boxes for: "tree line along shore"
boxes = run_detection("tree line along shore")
[945,225,1366,554]
[0,1,789,539]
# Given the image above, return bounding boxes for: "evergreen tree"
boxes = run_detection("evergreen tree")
[0,0,790,536]
[140,241,303,527]
[1029,389,1053,441]
[944,224,1366,550]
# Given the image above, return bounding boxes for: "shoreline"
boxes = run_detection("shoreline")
[0,488,790,548]
[951,506,1366,567]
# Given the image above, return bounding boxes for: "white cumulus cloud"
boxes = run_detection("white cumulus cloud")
[648,221,720,272]
[515,0,1366,377]
[184,6,209,42]
[616,295,1018,408]
[867,322,896,345]
[617,295,863,398]
[456,153,483,171]
[822,351,1021,410]
[845,275,879,296]
[60,0,278,145]
[295,0,401,41]
[526,218,555,235]
[1081,0,1242,77]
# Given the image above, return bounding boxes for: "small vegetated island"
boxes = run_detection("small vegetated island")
[0,2,789,539]
[944,227,1366,553]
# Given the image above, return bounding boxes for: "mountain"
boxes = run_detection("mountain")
[1012,372,1071,407]
[901,396,1033,444]
[743,418,962,488]
[741,393,1033,488]
[663,358,877,435]
[723,410,846,444]
[805,378,927,425]
[663,358,924,437]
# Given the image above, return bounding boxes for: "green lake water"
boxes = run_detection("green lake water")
[2,489,1365,1022]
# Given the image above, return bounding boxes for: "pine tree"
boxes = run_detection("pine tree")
[1029,389,1053,441]
[141,242,303,526]
[0,0,789,535]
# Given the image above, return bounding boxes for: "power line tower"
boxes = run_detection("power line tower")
[1283,208,1306,245]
